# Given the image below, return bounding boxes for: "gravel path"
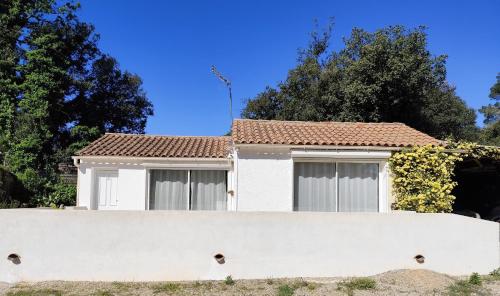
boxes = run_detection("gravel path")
[2,269,500,295]
[0,283,11,296]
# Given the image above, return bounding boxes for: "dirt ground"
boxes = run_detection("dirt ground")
[1,269,500,296]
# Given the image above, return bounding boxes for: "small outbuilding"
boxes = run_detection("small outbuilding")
[73,119,442,212]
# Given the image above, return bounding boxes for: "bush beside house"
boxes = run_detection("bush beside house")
[390,142,500,213]
[0,166,30,208]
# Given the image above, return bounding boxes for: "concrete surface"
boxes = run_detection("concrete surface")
[0,210,498,283]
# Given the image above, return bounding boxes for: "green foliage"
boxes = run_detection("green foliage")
[451,142,500,160]
[152,283,181,294]
[479,74,500,125]
[224,275,235,285]
[242,22,478,141]
[276,284,295,296]
[447,280,476,296]
[489,268,500,278]
[468,273,482,286]
[337,278,376,296]
[447,274,485,296]
[291,279,317,290]
[479,121,500,147]
[0,0,153,205]
[479,74,500,146]
[56,125,101,164]
[390,142,500,213]
[389,145,461,212]
[0,165,29,208]
[36,181,76,208]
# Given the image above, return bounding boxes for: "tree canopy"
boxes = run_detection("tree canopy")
[242,24,478,141]
[478,74,500,146]
[0,0,153,205]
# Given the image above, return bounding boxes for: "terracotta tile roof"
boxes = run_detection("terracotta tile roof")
[232,119,442,147]
[77,134,231,158]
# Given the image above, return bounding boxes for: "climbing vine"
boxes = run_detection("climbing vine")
[389,143,499,213]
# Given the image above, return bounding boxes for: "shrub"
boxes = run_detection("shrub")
[224,275,235,285]
[152,283,181,294]
[36,181,76,208]
[291,278,317,290]
[447,280,474,296]
[447,273,485,296]
[389,145,461,212]
[468,272,482,285]
[490,268,500,278]
[277,284,295,296]
[0,166,30,208]
[389,142,500,213]
[337,278,376,296]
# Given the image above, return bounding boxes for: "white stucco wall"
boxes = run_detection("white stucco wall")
[77,164,147,210]
[76,166,92,208]
[0,210,498,283]
[236,147,293,211]
[234,147,392,212]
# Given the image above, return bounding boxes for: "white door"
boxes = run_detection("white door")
[94,171,119,210]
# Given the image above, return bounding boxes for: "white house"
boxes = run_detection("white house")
[73,119,441,212]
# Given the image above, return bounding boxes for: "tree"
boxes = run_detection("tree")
[242,24,478,141]
[71,55,152,135]
[479,74,500,146]
[0,0,153,205]
[480,74,500,124]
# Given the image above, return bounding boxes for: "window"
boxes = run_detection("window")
[149,169,227,211]
[294,162,379,212]
[294,162,336,212]
[338,163,378,212]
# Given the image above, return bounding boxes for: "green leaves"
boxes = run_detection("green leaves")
[242,24,478,142]
[390,145,462,213]
[478,74,500,145]
[0,0,153,206]
[389,143,500,213]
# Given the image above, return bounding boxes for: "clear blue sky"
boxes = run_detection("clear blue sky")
[78,0,499,136]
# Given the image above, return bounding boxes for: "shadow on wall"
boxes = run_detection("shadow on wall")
[0,166,30,208]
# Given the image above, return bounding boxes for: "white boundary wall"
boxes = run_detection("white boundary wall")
[0,210,498,283]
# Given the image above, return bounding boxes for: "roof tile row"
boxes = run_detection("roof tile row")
[77,119,442,158]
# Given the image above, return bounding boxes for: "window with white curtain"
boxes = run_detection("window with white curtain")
[294,162,379,212]
[190,170,227,211]
[294,162,336,212]
[149,169,227,211]
[338,163,378,212]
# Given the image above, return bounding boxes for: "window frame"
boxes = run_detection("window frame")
[146,168,229,211]
[292,158,388,213]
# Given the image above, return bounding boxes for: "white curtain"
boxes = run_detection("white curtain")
[294,162,336,212]
[190,170,227,211]
[149,170,188,210]
[338,163,378,212]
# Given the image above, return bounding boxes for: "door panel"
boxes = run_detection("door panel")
[95,171,118,210]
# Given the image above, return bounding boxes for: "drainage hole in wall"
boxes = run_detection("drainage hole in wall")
[7,253,21,265]
[214,253,225,264]
[414,254,425,264]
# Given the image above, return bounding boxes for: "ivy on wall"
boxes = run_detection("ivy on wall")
[389,143,500,213]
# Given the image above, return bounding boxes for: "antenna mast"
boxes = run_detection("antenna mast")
[211,65,233,120]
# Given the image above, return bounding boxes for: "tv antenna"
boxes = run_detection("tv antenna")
[211,65,233,120]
